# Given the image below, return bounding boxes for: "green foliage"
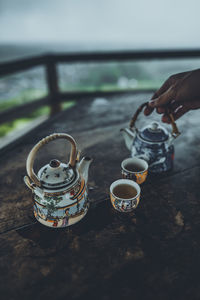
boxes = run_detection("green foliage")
[62,101,76,110]
[0,60,162,139]
[29,106,50,118]
[0,122,16,137]
[0,89,47,112]
[0,101,75,138]
[0,106,49,137]
[60,81,162,93]
[59,62,161,92]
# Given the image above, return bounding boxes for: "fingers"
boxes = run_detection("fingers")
[143,105,154,116]
[156,107,166,114]
[144,86,177,116]
[144,71,191,117]
[144,76,175,116]
[157,101,181,123]
[149,85,176,108]
[162,105,189,123]
[144,96,177,116]
[151,81,171,100]
[187,99,200,110]
[143,69,200,121]
[151,74,179,100]
[150,72,186,100]
[161,99,200,123]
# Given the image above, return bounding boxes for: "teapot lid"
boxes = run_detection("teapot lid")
[139,122,169,142]
[37,159,76,189]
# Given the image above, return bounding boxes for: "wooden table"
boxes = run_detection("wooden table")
[1,93,200,300]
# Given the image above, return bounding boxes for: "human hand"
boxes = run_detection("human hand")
[144,69,200,123]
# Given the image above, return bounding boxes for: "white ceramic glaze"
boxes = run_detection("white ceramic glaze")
[120,102,180,173]
[24,133,92,228]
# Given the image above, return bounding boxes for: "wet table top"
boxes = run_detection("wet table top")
[1,93,200,300]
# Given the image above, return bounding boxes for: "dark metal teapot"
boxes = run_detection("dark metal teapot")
[121,102,180,173]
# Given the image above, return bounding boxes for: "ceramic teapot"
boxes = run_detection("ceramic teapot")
[24,133,92,228]
[121,102,180,173]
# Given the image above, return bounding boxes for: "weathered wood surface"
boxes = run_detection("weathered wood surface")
[0,93,200,300]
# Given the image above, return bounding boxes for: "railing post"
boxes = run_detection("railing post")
[46,61,62,116]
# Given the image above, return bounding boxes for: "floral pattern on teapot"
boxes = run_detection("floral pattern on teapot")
[121,102,180,174]
[24,133,92,228]
[110,193,140,213]
[33,178,89,227]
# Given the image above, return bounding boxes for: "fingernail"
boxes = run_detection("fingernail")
[162,116,170,124]
[149,100,156,107]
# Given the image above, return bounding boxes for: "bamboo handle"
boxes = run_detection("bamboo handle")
[129,102,180,137]
[167,110,180,137]
[26,133,77,187]
[129,102,149,129]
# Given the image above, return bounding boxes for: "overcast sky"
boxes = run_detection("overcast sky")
[0,0,200,48]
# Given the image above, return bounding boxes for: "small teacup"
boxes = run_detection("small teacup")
[110,179,141,213]
[121,157,148,184]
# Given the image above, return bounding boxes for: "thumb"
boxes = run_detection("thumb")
[149,85,176,108]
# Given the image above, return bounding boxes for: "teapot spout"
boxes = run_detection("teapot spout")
[79,156,93,184]
[120,128,136,151]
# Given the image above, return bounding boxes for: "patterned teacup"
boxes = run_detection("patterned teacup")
[110,179,141,213]
[121,157,148,184]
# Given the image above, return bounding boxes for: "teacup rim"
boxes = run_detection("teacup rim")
[121,157,148,174]
[110,179,141,201]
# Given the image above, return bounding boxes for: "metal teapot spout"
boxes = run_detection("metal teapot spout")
[120,128,136,151]
[79,157,93,184]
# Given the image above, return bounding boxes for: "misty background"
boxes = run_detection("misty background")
[0,0,200,140]
[0,0,200,60]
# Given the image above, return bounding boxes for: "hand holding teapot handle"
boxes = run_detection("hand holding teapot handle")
[129,102,180,138]
[26,133,77,187]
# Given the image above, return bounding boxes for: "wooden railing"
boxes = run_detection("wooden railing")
[1,48,200,125]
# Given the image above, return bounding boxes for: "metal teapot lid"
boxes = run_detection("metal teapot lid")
[38,159,76,189]
[139,122,169,142]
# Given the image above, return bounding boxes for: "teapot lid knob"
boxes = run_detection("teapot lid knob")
[49,159,61,168]
[150,122,159,131]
